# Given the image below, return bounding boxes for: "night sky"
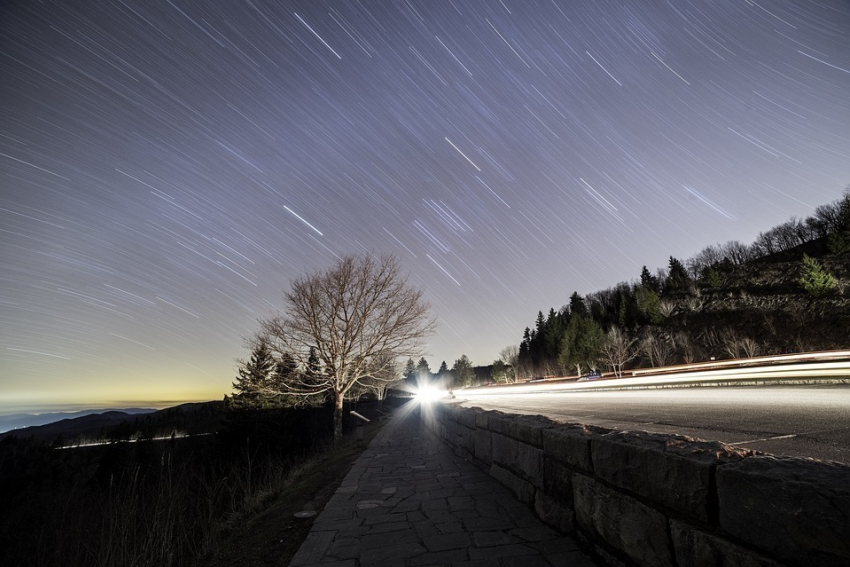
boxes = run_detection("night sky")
[2,1,849,412]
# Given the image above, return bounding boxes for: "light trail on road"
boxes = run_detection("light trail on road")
[453,385,850,463]
[458,360,850,397]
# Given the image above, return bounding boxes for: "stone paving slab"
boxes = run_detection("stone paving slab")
[289,408,599,567]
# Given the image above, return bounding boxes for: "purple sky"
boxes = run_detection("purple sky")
[1,0,848,410]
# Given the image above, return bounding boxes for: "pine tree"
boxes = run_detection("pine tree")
[798,254,837,296]
[664,256,691,293]
[701,265,722,288]
[272,352,298,389]
[452,355,474,388]
[404,358,417,382]
[635,286,664,325]
[416,357,431,378]
[491,359,509,383]
[233,339,276,398]
[438,361,448,375]
[640,266,660,292]
[827,230,850,254]
[568,292,588,318]
[558,315,604,375]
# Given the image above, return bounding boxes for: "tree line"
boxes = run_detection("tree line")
[511,188,850,379]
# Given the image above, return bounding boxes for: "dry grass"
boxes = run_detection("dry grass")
[205,426,381,567]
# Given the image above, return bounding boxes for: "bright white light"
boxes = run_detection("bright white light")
[415,384,447,403]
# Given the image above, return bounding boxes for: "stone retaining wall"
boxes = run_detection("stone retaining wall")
[422,402,850,567]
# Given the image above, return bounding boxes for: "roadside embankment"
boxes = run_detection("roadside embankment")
[423,402,850,567]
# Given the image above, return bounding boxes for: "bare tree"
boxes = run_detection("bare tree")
[740,337,761,359]
[674,331,701,364]
[719,240,753,264]
[358,354,402,409]
[720,328,758,359]
[641,330,675,368]
[686,244,723,278]
[256,253,436,439]
[498,345,519,382]
[658,299,676,319]
[600,327,638,378]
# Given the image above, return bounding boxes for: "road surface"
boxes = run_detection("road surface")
[455,385,850,463]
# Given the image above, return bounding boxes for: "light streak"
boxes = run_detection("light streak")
[426,253,460,285]
[445,137,481,171]
[650,51,690,85]
[283,205,324,235]
[456,359,850,398]
[295,13,342,59]
[585,51,622,86]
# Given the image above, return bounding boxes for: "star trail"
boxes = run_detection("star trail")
[1,0,849,411]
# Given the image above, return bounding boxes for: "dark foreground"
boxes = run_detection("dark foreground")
[290,407,599,567]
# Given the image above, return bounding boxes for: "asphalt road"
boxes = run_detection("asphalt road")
[455,385,850,464]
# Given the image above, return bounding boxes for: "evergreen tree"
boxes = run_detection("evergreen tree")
[527,311,545,367]
[438,361,448,375]
[273,352,298,388]
[300,346,324,392]
[518,327,532,370]
[635,286,664,325]
[640,266,660,292]
[452,355,474,388]
[542,308,564,361]
[491,359,509,383]
[664,256,691,293]
[404,358,417,382]
[798,254,837,296]
[617,290,632,328]
[827,230,850,254]
[701,265,722,288]
[233,339,276,399]
[416,357,431,378]
[568,292,588,318]
[558,315,604,375]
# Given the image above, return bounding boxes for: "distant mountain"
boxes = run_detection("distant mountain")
[0,408,155,434]
[0,401,224,445]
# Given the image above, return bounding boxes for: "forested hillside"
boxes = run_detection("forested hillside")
[514,189,850,379]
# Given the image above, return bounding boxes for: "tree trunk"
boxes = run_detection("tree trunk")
[333,391,344,441]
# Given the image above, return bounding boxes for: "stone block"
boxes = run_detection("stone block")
[516,441,543,487]
[488,412,513,436]
[456,406,479,429]
[534,490,575,534]
[475,409,494,429]
[543,456,573,505]
[444,404,462,424]
[542,424,603,472]
[717,455,850,567]
[573,474,673,567]
[454,423,475,452]
[670,519,782,567]
[473,428,492,465]
[506,414,557,447]
[491,432,519,468]
[443,419,456,440]
[592,430,747,523]
[490,463,536,504]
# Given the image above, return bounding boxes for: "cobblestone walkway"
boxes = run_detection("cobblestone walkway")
[290,408,598,567]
